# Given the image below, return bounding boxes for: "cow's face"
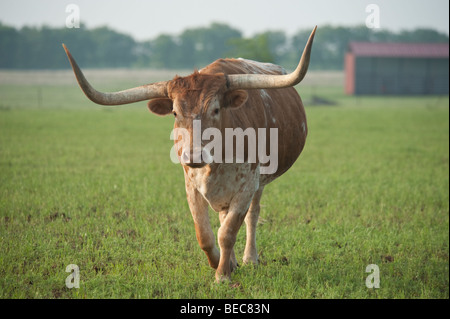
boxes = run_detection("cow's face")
[147,72,248,168]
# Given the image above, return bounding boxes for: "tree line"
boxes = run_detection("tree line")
[0,21,448,70]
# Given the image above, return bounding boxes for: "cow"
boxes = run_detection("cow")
[62,26,316,282]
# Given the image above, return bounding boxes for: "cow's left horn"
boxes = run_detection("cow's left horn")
[227,26,317,90]
[62,44,168,105]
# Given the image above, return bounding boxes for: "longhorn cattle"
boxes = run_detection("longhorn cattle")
[63,26,316,282]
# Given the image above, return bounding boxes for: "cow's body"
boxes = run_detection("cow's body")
[200,58,308,183]
[178,59,308,280]
[62,26,316,282]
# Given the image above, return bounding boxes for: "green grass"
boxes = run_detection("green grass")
[0,74,448,298]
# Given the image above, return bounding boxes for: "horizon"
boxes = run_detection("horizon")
[0,19,448,43]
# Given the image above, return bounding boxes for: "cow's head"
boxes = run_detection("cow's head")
[62,27,316,168]
[147,72,249,167]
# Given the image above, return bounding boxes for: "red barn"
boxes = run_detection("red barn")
[345,42,449,95]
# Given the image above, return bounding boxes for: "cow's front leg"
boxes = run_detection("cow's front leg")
[216,191,255,282]
[243,186,264,265]
[186,182,220,269]
[219,210,238,272]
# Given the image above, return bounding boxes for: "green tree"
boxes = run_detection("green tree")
[177,23,242,68]
[147,34,180,68]
[228,33,275,63]
[88,26,136,68]
[0,21,448,70]
[396,28,449,42]
[0,23,21,68]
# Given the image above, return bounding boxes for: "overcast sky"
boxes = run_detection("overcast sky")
[0,0,448,40]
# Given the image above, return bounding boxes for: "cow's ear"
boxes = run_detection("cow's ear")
[224,90,248,109]
[147,98,173,116]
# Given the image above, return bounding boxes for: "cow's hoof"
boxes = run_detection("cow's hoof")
[243,256,258,266]
[215,274,231,283]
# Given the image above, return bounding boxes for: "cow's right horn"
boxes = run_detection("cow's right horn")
[226,26,317,90]
[62,44,169,105]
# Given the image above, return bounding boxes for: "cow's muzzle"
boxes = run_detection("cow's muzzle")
[180,148,213,168]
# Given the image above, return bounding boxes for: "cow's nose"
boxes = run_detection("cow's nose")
[181,150,191,164]
[181,148,212,168]
[181,149,202,164]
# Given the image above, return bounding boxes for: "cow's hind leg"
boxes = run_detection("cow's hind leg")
[186,184,220,269]
[243,186,264,265]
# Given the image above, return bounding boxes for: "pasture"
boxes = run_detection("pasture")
[0,69,448,299]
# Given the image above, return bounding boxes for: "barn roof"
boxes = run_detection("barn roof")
[348,42,449,58]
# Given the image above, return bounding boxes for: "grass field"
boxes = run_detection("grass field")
[0,70,448,299]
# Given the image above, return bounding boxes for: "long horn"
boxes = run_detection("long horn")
[62,44,168,105]
[227,26,317,90]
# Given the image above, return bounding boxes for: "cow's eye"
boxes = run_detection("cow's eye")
[214,108,219,115]
[173,112,177,117]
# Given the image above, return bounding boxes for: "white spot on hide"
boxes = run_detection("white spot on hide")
[239,58,287,75]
